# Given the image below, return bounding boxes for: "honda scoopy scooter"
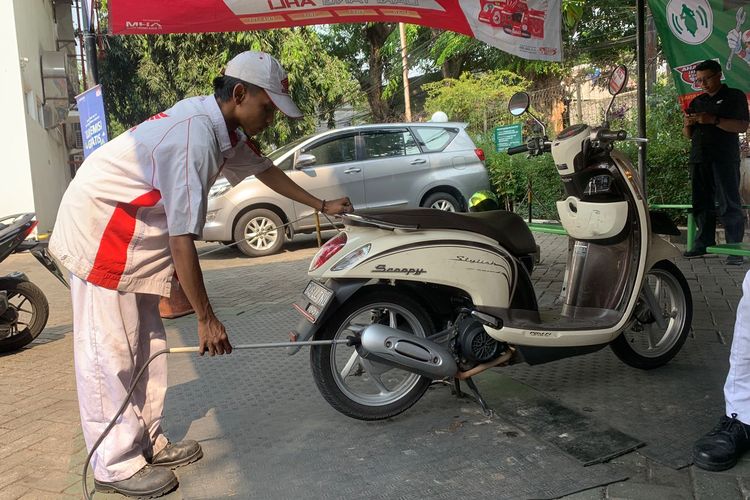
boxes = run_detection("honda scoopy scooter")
[290,66,692,420]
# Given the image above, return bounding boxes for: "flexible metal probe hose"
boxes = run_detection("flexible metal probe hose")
[81,339,350,500]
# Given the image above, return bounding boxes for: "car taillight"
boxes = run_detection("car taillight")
[310,232,348,272]
[475,148,485,162]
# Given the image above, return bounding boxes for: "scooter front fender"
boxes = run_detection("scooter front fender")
[286,278,369,355]
[646,234,680,270]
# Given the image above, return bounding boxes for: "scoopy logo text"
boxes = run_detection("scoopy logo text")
[666,0,713,45]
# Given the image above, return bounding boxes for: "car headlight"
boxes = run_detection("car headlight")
[208,183,232,199]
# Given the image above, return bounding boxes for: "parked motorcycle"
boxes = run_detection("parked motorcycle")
[0,213,63,352]
[288,66,692,421]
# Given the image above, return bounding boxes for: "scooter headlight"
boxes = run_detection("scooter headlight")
[331,244,371,272]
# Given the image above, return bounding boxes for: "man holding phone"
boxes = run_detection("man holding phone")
[682,59,749,264]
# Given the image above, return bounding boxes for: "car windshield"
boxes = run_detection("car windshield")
[267,135,313,162]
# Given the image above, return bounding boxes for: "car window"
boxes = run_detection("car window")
[302,135,356,166]
[411,127,457,153]
[276,155,294,171]
[267,134,311,162]
[363,130,420,159]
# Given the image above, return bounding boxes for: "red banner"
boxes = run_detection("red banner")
[109,0,562,62]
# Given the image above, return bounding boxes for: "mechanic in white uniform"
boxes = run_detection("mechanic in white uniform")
[50,51,352,498]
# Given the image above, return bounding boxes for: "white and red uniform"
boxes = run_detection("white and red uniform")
[725,270,750,424]
[50,95,271,481]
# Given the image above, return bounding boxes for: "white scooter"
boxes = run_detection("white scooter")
[288,66,692,420]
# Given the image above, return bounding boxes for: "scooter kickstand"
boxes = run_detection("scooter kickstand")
[453,377,494,417]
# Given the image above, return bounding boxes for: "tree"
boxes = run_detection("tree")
[98,28,362,148]
[319,23,401,122]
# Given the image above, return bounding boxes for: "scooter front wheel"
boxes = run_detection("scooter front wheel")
[610,260,692,369]
[310,287,434,420]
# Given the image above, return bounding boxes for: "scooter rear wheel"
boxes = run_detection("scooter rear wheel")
[0,281,49,353]
[310,287,434,420]
[610,260,692,369]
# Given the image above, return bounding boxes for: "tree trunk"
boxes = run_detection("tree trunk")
[441,56,466,79]
[364,23,395,122]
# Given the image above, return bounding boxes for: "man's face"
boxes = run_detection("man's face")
[233,84,277,136]
[694,69,722,94]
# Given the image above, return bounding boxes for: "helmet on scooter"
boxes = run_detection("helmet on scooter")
[468,190,500,212]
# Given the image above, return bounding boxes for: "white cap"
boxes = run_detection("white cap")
[225,51,302,119]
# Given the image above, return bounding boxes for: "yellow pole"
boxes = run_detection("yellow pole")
[315,211,322,247]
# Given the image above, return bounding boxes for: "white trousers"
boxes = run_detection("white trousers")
[71,274,169,482]
[725,269,750,424]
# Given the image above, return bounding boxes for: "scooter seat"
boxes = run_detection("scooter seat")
[354,208,537,256]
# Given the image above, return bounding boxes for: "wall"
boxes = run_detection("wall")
[0,2,35,221]
[2,0,74,234]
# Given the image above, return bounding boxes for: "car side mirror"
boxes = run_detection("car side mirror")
[295,153,317,169]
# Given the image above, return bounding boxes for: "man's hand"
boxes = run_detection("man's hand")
[684,113,698,127]
[198,314,233,356]
[694,112,718,125]
[323,197,354,215]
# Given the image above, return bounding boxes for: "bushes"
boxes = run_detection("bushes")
[477,78,690,221]
[476,134,562,220]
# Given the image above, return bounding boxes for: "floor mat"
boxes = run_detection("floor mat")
[474,372,643,465]
[163,309,627,500]
[503,337,728,468]
[168,388,627,500]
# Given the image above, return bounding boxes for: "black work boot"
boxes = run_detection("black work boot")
[149,440,203,469]
[94,465,177,498]
[693,413,750,471]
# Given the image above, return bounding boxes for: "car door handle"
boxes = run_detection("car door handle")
[344,168,362,174]
[410,159,427,165]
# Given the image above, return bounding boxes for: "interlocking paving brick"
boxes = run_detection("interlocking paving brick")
[3,234,750,499]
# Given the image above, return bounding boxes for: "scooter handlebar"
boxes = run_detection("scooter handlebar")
[507,144,529,155]
[596,129,627,141]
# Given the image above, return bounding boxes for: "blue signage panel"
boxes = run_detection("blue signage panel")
[494,124,523,152]
[75,84,108,158]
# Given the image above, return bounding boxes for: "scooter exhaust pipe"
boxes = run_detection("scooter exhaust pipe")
[356,324,458,379]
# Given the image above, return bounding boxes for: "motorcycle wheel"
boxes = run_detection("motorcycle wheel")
[610,260,692,369]
[0,281,49,353]
[310,287,434,420]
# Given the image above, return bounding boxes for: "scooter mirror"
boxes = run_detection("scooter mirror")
[508,92,530,116]
[608,65,628,96]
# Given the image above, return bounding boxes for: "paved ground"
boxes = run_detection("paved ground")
[1,232,749,499]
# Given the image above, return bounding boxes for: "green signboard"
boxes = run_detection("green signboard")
[649,0,750,109]
[494,124,523,153]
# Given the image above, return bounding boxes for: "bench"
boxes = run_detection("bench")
[526,204,750,258]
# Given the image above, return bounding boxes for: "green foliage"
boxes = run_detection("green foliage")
[621,78,692,206]
[422,70,529,134]
[99,29,362,148]
[476,136,562,219]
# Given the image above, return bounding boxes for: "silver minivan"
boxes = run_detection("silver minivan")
[202,122,491,256]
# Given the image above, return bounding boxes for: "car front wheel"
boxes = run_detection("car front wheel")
[233,209,285,257]
[422,192,461,212]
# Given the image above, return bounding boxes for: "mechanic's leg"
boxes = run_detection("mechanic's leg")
[133,292,168,457]
[71,275,148,482]
[692,160,717,250]
[694,270,750,471]
[726,270,750,419]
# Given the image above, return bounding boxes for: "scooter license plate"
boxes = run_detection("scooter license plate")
[293,281,333,324]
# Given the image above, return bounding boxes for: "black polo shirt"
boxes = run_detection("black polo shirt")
[686,84,749,163]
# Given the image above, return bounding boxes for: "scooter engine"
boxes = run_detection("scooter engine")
[455,317,503,366]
